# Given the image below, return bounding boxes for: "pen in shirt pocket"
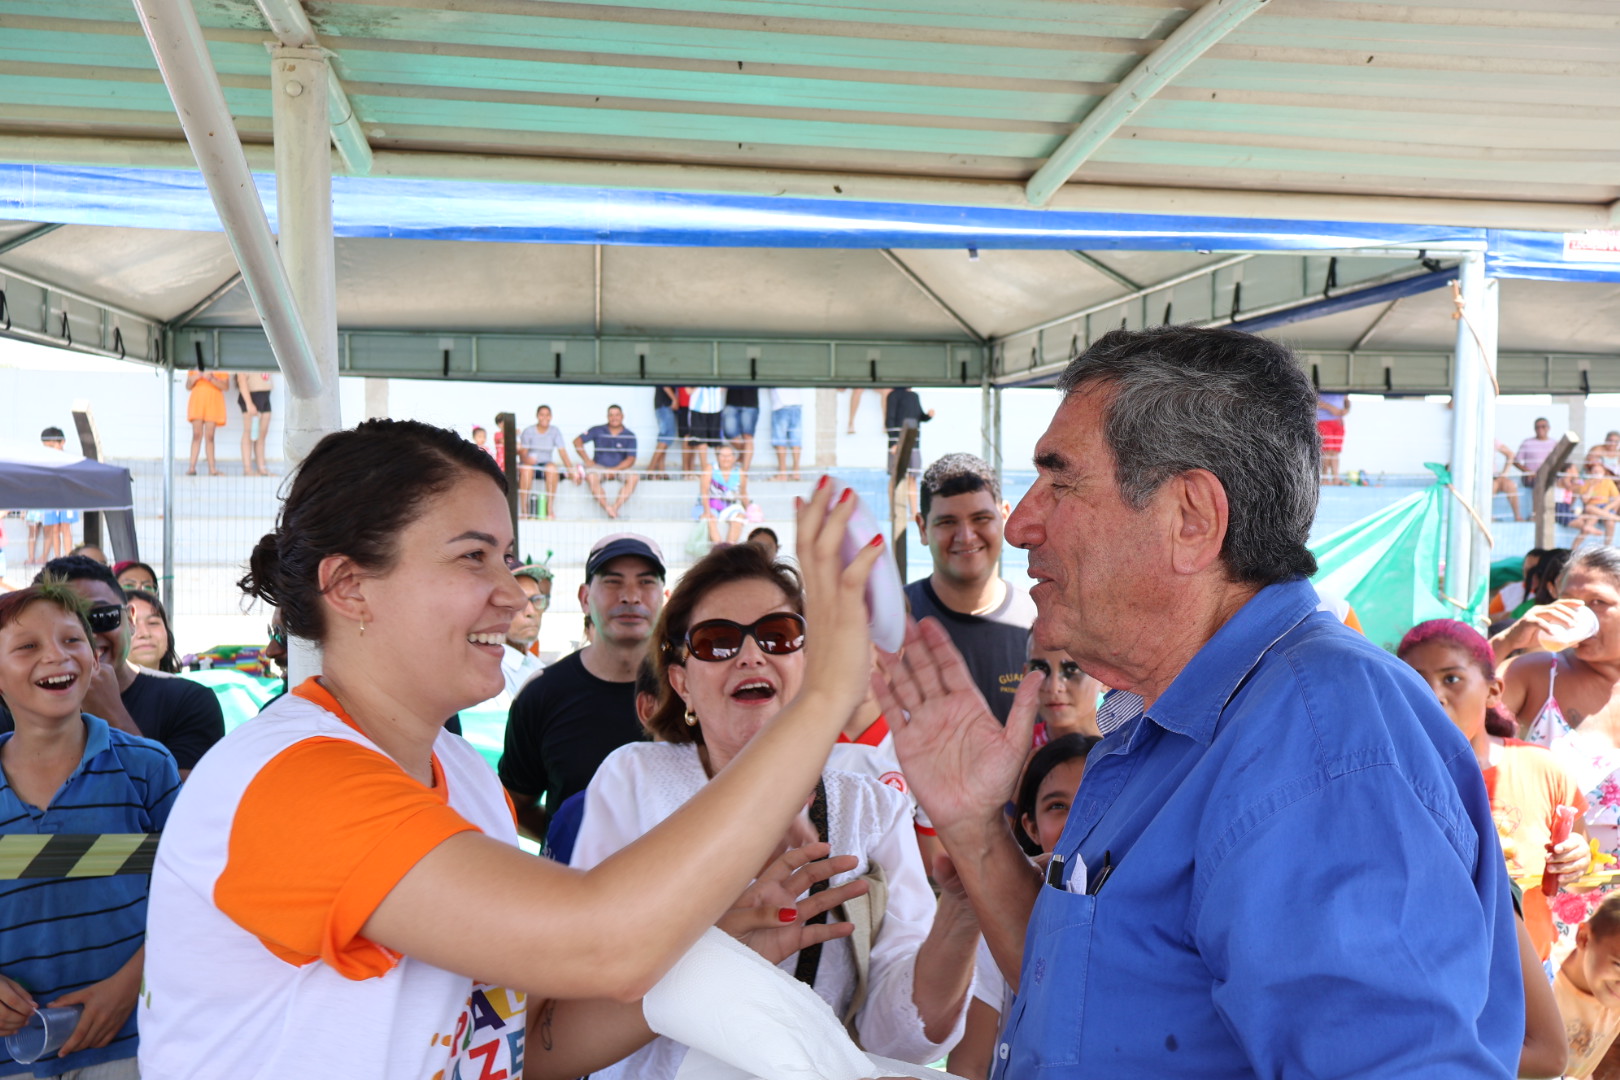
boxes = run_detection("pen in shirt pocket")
[1046,853,1089,895]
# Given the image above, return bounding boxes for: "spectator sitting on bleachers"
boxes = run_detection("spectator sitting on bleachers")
[0,582,180,1077]
[699,443,750,546]
[519,405,583,521]
[0,556,225,778]
[574,405,640,520]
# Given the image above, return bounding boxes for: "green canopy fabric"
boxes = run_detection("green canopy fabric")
[1310,466,1485,653]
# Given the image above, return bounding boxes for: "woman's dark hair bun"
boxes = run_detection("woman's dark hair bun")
[239,531,281,607]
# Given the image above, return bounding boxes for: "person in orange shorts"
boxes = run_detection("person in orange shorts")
[185,363,229,476]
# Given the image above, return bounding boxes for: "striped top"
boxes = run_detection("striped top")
[0,715,179,1078]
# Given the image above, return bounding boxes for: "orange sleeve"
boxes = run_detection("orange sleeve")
[214,737,481,980]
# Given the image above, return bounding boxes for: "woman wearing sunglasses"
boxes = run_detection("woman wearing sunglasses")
[569,541,980,1080]
[137,420,887,1080]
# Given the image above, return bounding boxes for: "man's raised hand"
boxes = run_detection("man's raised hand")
[873,617,1043,840]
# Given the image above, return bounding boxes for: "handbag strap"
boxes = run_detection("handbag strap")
[792,777,831,987]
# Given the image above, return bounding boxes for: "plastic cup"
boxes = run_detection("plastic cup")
[1540,605,1600,651]
[4,1005,82,1064]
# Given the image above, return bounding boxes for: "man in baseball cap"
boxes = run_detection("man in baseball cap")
[584,532,666,582]
[500,533,667,841]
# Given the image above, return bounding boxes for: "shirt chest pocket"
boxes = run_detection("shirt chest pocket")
[996,886,1095,1076]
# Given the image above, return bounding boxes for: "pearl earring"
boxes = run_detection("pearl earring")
[684,708,698,727]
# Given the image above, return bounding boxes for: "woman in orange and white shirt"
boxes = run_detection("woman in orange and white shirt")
[138,419,884,1080]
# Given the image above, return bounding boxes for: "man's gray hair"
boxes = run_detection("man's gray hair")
[1056,326,1319,586]
[1563,545,1620,588]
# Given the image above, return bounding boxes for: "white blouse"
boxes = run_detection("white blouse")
[570,742,966,1078]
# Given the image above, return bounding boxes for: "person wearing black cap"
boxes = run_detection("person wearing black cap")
[499,533,666,840]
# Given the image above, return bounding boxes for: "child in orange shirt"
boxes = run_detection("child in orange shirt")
[1399,619,1590,959]
[1557,895,1620,1077]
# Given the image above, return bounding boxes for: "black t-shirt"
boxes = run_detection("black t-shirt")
[885,390,931,447]
[498,650,644,817]
[903,577,1036,724]
[0,668,226,770]
[726,386,759,409]
[120,670,226,770]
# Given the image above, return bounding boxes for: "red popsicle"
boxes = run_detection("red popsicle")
[1544,804,1579,896]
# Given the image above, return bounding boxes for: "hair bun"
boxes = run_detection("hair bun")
[240,531,282,606]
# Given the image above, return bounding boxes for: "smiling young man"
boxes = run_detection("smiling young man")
[902,454,1035,724]
[499,534,665,840]
[0,556,224,779]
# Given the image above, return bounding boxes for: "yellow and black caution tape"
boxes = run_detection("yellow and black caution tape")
[0,834,158,880]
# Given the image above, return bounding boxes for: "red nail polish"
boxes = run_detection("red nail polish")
[869,534,883,547]
[838,488,855,504]
[816,475,831,490]
[778,907,798,923]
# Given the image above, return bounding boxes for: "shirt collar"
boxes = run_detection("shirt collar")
[1140,577,1320,746]
[0,714,112,795]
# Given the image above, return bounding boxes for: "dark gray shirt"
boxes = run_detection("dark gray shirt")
[903,577,1036,724]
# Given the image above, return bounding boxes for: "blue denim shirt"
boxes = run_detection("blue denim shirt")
[994,578,1521,1079]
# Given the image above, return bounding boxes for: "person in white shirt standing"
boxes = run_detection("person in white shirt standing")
[769,388,805,481]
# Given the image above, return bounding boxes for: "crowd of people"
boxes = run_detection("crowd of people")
[15,325,1620,1079]
[467,385,937,524]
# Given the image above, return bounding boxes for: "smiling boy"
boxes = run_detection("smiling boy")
[0,583,179,1078]
[902,454,1035,724]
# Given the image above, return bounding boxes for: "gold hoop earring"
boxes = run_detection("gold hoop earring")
[684,708,698,727]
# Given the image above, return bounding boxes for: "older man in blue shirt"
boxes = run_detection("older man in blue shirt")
[878,326,1520,1078]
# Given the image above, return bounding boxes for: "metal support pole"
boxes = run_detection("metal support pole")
[1534,435,1579,550]
[270,45,342,683]
[130,0,323,399]
[889,421,919,581]
[1446,253,1497,610]
[161,335,175,616]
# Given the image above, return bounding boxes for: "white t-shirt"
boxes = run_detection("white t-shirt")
[689,387,726,414]
[571,743,964,1078]
[824,716,934,835]
[969,935,1012,1018]
[519,424,566,465]
[770,388,804,409]
[501,643,545,699]
[139,680,525,1080]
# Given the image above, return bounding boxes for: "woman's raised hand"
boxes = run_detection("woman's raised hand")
[794,477,886,720]
[718,842,870,965]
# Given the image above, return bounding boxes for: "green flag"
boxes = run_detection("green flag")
[1310,465,1486,652]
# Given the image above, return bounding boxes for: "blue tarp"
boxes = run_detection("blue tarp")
[1,163,1482,251]
[4,165,1617,282]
